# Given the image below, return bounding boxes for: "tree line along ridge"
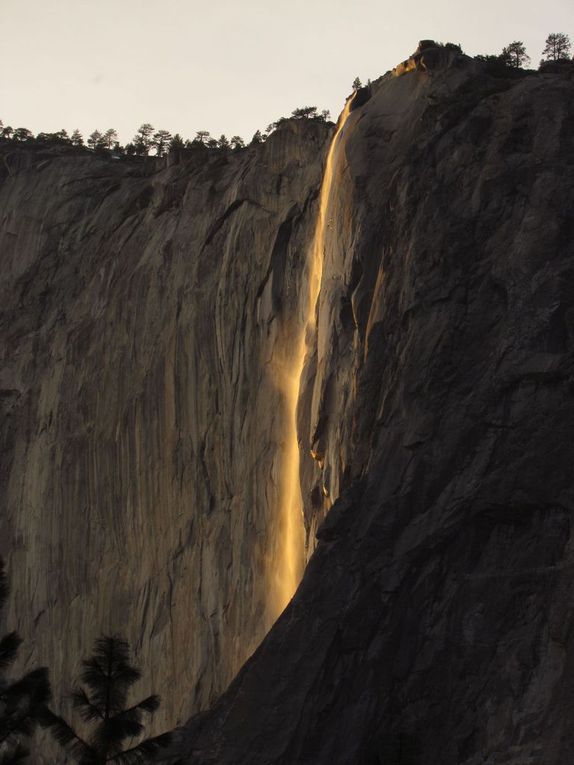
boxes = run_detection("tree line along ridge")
[0,33,570,161]
[0,106,333,160]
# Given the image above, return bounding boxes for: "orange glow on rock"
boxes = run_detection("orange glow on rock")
[269,94,356,618]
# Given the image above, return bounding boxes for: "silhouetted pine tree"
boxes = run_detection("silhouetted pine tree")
[0,558,51,764]
[42,636,172,764]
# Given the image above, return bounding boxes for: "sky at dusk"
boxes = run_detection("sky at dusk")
[1,0,572,144]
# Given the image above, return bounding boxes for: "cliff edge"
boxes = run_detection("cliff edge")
[1,47,574,765]
[0,116,330,748]
[178,52,574,765]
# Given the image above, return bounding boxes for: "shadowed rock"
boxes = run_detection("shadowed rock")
[2,48,574,765]
[178,53,574,765]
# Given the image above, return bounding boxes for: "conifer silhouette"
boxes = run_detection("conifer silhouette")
[0,558,51,764]
[42,635,172,764]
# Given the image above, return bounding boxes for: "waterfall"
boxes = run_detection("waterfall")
[269,93,356,617]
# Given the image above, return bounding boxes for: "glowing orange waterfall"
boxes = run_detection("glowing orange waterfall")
[270,94,356,617]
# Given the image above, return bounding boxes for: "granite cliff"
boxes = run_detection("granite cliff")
[177,50,574,764]
[1,46,574,764]
[0,112,330,748]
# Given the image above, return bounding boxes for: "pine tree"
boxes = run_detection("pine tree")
[541,32,572,61]
[132,124,154,156]
[152,130,172,157]
[0,558,52,764]
[352,76,362,90]
[229,135,245,150]
[11,128,33,142]
[101,129,118,150]
[71,129,84,147]
[502,41,530,68]
[56,129,70,143]
[291,106,318,119]
[169,133,185,152]
[194,130,210,145]
[42,636,172,764]
[87,130,103,151]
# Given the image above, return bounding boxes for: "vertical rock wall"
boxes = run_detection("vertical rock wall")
[0,120,329,750]
[180,58,574,765]
[4,50,574,765]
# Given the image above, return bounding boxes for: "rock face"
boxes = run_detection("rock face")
[177,59,574,763]
[0,120,330,752]
[2,50,574,765]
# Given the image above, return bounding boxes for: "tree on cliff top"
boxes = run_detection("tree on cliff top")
[0,558,52,764]
[541,32,572,61]
[41,635,172,764]
[11,128,33,142]
[502,41,530,68]
[194,130,210,145]
[87,130,104,151]
[152,129,172,157]
[132,124,154,156]
[230,135,245,150]
[71,129,84,147]
[101,129,118,150]
[291,106,318,119]
[169,133,185,152]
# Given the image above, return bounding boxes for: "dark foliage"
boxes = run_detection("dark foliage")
[152,130,172,157]
[502,41,530,68]
[264,104,332,138]
[36,129,71,145]
[132,124,154,156]
[291,106,318,119]
[474,52,530,78]
[0,558,52,764]
[169,133,185,152]
[42,636,172,764]
[541,32,572,62]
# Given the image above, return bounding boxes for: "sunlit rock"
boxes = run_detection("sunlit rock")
[0,118,330,755]
[180,51,574,765]
[2,45,574,765]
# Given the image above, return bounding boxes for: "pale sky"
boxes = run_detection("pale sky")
[1,0,572,144]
